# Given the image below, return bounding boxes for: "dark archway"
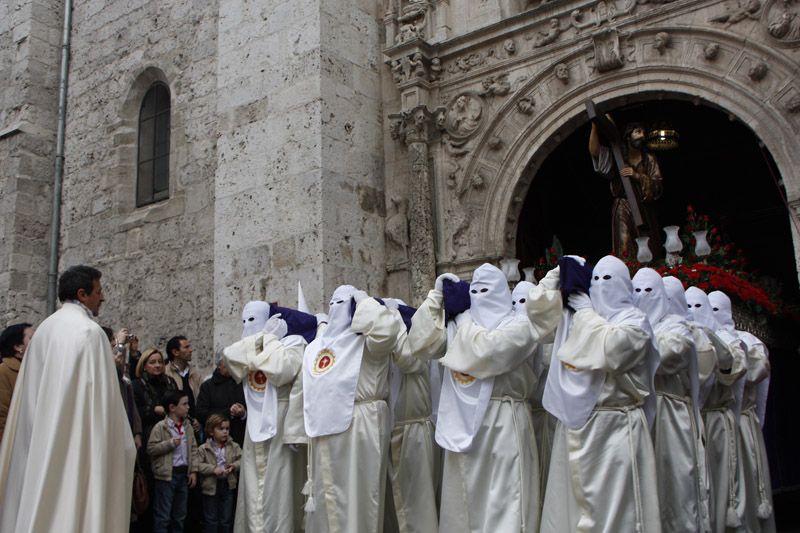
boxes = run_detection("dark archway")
[516,99,799,306]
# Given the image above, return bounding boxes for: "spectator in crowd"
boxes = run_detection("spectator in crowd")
[196,348,247,447]
[101,326,143,450]
[0,322,33,442]
[114,327,141,378]
[165,336,203,435]
[198,414,242,533]
[134,348,179,444]
[147,390,199,533]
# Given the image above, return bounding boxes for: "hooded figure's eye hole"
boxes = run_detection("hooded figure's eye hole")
[471,289,478,294]
[336,300,344,304]
[635,288,641,292]
[713,307,719,311]
[519,298,526,304]
[645,288,652,292]
[511,300,516,306]
[688,304,692,308]
[594,276,599,280]
[480,288,489,293]
[248,317,255,322]
[603,275,612,280]
[694,303,701,307]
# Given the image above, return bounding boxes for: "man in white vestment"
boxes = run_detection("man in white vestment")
[633,268,703,532]
[0,265,136,533]
[408,263,561,533]
[302,286,402,533]
[708,291,775,533]
[223,301,307,533]
[540,255,661,533]
[383,298,439,533]
[686,287,748,533]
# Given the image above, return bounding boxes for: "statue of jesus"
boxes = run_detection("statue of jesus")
[589,119,663,258]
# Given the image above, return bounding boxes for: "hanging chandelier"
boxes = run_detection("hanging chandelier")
[646,121,679,151]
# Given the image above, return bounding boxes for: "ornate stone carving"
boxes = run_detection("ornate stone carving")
[503,39,517,56]
[590,29,625,72]
[430,57,442,81]
[385,197,410,266]
[447,53,485,73]
[703,42,721,60]
[569,0,637,32]
[409,53,428,79]
[442,134,472,157]
[390,119,407,142]
[443,92,484,139]
[479,74,511,98]
[533,18,566,47]
[517,96,536,114]
[396,0,430,43]
[765,0,800,44]
[488,136,503,150]
[653,31,671,54]
[749,60,768,81]
[709,0,761,27]
[786,93,800,113]
[554,63,570,84]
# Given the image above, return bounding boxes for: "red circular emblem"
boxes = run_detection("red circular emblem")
[314,349,335,375]
[248,370,268,391]
[453,371,476,385]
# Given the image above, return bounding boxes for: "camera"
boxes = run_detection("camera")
[126,333,134,341]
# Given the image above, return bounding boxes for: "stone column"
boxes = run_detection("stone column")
[402,105,437,302]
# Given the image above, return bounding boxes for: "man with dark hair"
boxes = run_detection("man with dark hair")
[0,265,136,532]
[589,118,663,258]
[165,335,203,435]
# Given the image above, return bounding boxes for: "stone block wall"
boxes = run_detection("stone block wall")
[60,0,219,373]
[0,0,63,326]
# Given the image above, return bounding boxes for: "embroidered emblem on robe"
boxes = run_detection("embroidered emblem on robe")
[248,370,268,391]
[453,371,476,385]
[314,349,335,374]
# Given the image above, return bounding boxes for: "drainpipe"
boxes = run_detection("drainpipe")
[46,0,73,315]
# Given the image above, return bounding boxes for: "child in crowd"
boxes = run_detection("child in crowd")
[198,414,242,533]
[147,390,199,533]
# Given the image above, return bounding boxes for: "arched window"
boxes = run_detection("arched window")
[136,83,170,206]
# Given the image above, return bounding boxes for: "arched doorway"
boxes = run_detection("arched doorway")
[515,98,799,308]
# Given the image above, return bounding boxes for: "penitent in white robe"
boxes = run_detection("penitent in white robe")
[529,343,557,516]
[736,339,775,533]
[650,319,704,532]
[303,298,402,533]
[0,303,136,533]
[224,332,306,533]
[387,319,440,533]
[701,336,747,533]
[540,307,661,533]
[409,282,561,533]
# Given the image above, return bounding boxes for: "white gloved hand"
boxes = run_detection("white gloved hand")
[564,254,586,266]
[383,298,399,311]
[434,273,460,292]
[353,290,369,304]
[315,313,329,325]
[568,292,593,311]
[539,265,561,291]
[262,314,288,339]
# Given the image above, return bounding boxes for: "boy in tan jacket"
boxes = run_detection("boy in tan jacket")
[198,414,242,532]
[147,389,199,533]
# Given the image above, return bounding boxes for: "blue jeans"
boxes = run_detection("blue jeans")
[203,478,233,533]
[153,470,189,533]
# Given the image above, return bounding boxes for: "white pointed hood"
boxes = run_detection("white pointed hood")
[662,276,689,318]
[589,256,634,321]
[469,264,513,331]
[632,268,669,325]
[322,285,357,342]
[685,287,718,330]
[708,291,736,331]
[511,281,535,315]
[242,301,270,339]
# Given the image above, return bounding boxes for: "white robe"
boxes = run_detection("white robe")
[540,307,662,533]
[387,324,439,533]
[736,340,775,533]
[0,303,136,533]
[303,298,402,533]
[529,343,557,516]
[408,283,561,533]
[224,332,305,533]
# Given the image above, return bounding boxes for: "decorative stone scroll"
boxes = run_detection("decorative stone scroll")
[589,29,625,72]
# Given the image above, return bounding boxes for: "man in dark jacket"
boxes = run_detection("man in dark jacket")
[196,348,247,447]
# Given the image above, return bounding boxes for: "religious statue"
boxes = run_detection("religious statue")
[588,112,663,259]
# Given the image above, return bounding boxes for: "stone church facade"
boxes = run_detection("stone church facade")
[2,0,799,370]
